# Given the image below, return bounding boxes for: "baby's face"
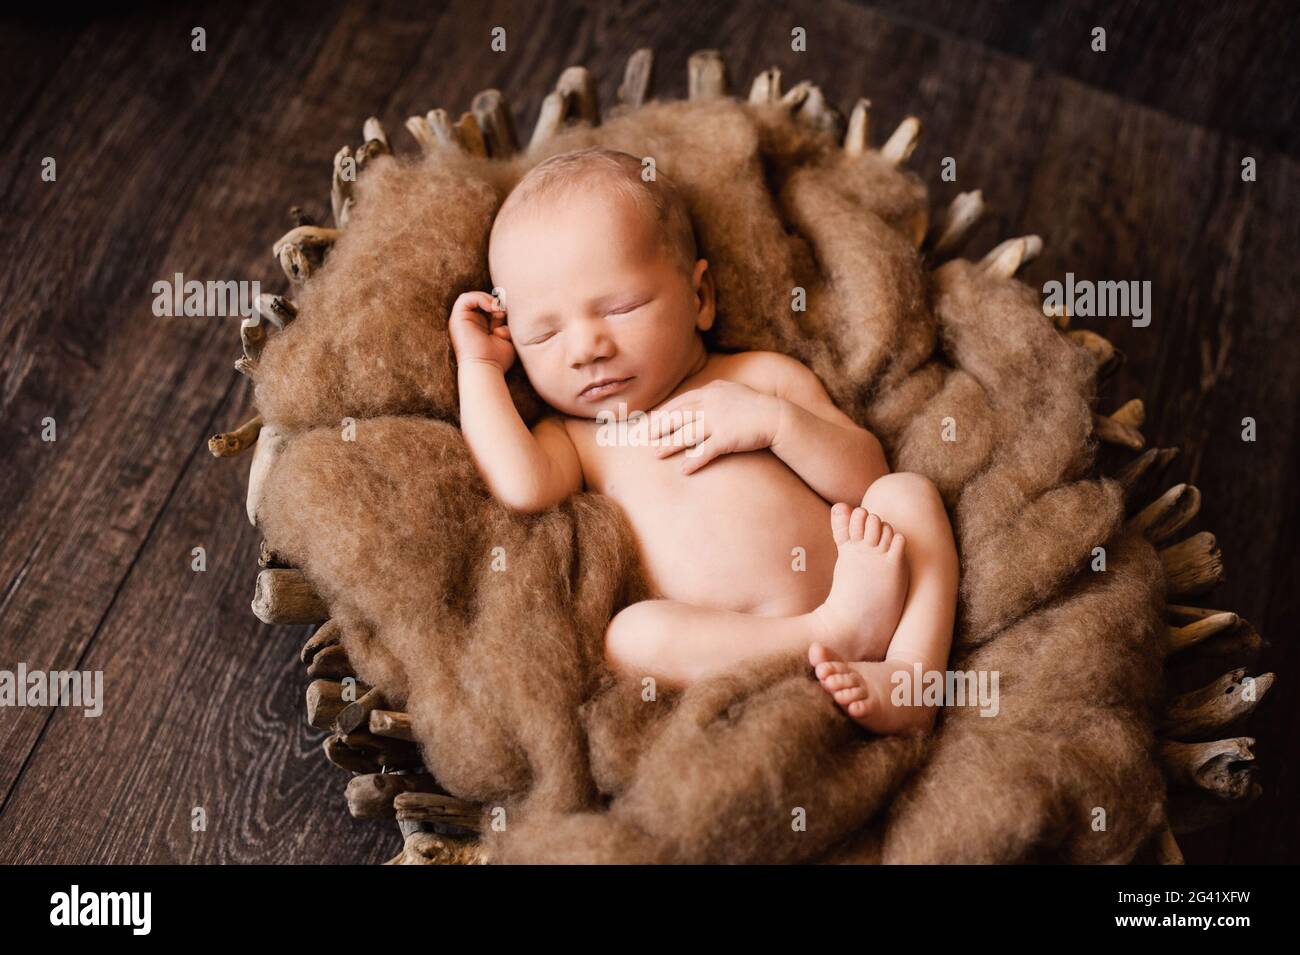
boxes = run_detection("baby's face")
[488,188,711,418]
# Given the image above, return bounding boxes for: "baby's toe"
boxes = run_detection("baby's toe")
[878,521,893,550]
[823,672,858,692]
[888,532,906,558]
[864,512,882,546]
[830,503,850,545]
[849,506,867,542]
[809,641,845,670]
[834,685,867,705]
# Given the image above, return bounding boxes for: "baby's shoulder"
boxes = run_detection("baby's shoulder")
[707,349,812,393]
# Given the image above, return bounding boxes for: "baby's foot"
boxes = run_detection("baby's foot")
[810,503,909,663]
[809,643,934,736]
[809,642,879,729]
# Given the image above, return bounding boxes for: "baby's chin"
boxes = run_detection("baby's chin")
[546,384,658,420]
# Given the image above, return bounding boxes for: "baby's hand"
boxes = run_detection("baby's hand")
[449,290,515,372]
[648,380,783,474]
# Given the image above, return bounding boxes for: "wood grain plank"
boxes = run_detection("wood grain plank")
[859,0,1300,157]
[0,0,1293,864]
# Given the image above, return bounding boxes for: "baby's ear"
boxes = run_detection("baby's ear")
[692,258,716,331]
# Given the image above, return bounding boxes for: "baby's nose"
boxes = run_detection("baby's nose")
[568,321,615,366]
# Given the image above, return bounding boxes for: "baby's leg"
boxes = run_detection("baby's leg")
[810,471,959,736]
[605,506,909,689]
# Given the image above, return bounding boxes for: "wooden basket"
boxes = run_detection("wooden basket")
[208,49,1273,866]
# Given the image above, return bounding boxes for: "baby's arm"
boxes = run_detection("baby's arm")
[450,292,582,512]
[763,353,890,503]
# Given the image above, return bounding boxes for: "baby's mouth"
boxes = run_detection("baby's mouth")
[578,376,634,400]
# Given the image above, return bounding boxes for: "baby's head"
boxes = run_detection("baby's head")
[488,146,714,418]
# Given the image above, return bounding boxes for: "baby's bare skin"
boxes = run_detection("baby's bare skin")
[565,352,850,619]
[562,351,911,671]
[450,159,958,736]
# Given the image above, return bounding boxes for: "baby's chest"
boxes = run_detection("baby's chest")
[570,422,691,496]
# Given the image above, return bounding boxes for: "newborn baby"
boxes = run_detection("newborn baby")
[450,147,959,736]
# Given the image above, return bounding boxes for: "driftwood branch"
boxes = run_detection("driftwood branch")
[980,235,1042,278]
[345,772,439,819]
[258,539,288,569]
[1130,483,1200,544]
[687,49,728,100]
[331,146,355,228]
[843,98,871,156]
[880,116,921,166]
[1110,398,1145,429]
[471,89,519,158]
[1167,611,1240,654]
[208,414,262,458]
[1159,737,1256,799]
[305,677,372,731]
[273,225,342,284]
[300,619,340,665]
[529,90,569,149]
[556,65,598,124]
[1162,668,1275,741]
[1067,329,1123,379]
[306,643,354,680]
[778,80,812,112]
[336,686,386,735]
[240,317,270,363]
[252,568,328,626]
[394,792,484,831]
[1092,410,1145,450]
[926,190,984,259]
[369,709,414,741]
[1166,622,1266,697]
[355,117,391,170]
[1159,531,1224,597]
[337,730,421,770]
[1114,446,1178,501]
[455,112,486,157]
[323,734,379,774]
[793,84,843,137]
[748,67,782,105]
[617,48,654,110]
[384,830,486,865]
[255,293,297,330]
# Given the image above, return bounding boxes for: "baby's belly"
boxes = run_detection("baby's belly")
[593,446,839,616]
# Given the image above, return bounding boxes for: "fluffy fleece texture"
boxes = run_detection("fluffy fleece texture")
[253,97,1168,863]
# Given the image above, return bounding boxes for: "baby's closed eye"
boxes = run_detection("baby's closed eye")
[607,296,653,315]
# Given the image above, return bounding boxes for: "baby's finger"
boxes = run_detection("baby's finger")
[655,420,708,456]
[473,291,510,319]
[653,426,691,457]
[680,437,719,474]
[647,394,698,439]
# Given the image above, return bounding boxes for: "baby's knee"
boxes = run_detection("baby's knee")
[862,470,944,518]
[604,602,665,674]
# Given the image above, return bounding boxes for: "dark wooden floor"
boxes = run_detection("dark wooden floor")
[1,0,1296,864]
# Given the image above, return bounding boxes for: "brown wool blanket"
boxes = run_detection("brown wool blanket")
[253,97,1168,863]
